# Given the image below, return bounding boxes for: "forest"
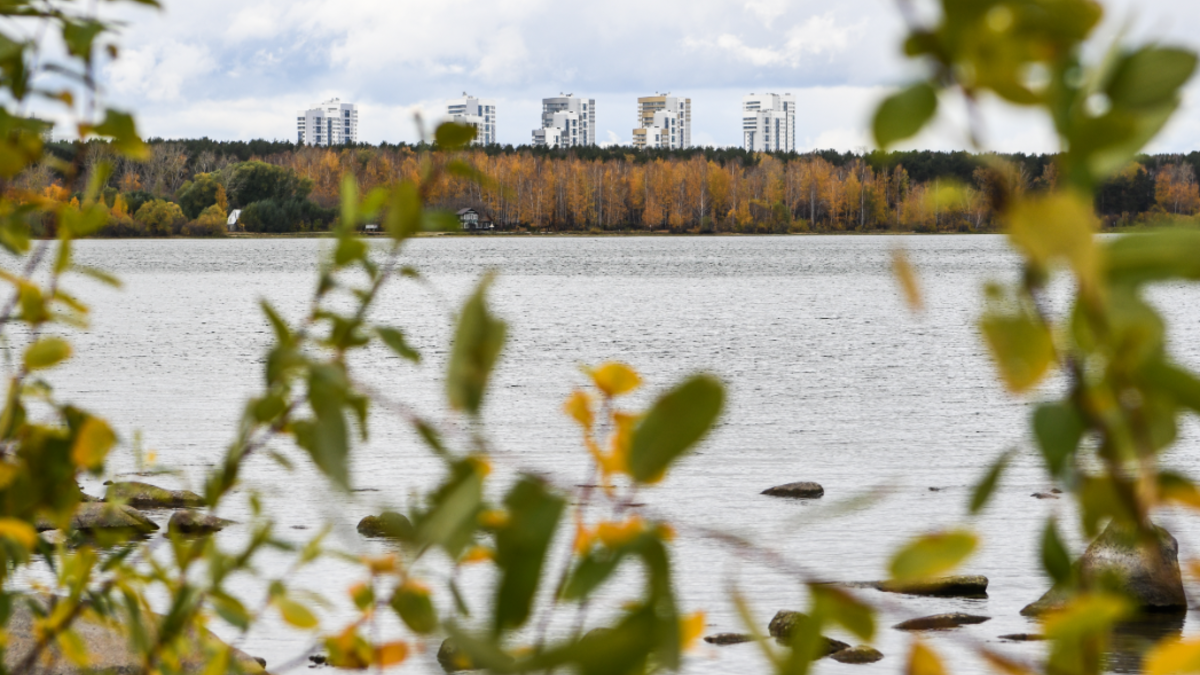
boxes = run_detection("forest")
[16,139,1200,235]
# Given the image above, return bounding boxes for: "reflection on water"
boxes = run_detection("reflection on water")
[1107,613,1187,674]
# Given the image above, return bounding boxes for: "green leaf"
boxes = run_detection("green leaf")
[1105,230,1200,286]
[62,19,105,62]
[969,451,1012,514]
[384,181,421,239]
[391,583,438,634]
[627,374,724,483]
[416,460,485,557]
[811,585,875,642]
[377,327,420,362]
[889,531,977,582]
[1107,47,1198,110]
[84,110,147,160]
[1033,402,1085,478]
[292,365,352,490]
[24,337,71,371]
[276,597,318,630]
[435,122,477,150]
[873,83,938,150]
[424,210,463,232]
[211,594,250,631]
[446,276,506,415]
[1042,519,1073,587]
[492,477,565,635]
[340,174,358,231]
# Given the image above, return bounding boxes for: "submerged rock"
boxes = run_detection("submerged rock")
[1021,522,1186,616]
[4,596,267,674]
[867,575,989,598]
[703,633,755,645]
[893,613,991,631]
[767,611,849,656]
[1032,492,1059,500]
[762,482,825,499]
[832,646,884,664]
[357,511,415,540]
[105,481,204,509]
[168,510,233,535]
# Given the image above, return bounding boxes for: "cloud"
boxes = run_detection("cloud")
[105,41,216,102]
[745,0,788,26]
[686,12,857,68]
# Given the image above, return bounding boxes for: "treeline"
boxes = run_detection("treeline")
[14,140,1200,235]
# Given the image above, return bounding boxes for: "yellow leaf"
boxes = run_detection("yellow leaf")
[890,530,977,582]
[981,314,1055,393]
[459,546,493,565]
[71,418,115,470]
[478,509,510,529]
[591,362,642,397]
[1006,192,1099,287]
[564,390,594,430]
[24,337,71,371]
[980,649,1036,675]
[56,629,89,667]
[362,554,396,574]
[0,518,37,549]
[1042,593,1130,639]
[276,598,319,630]
[908,641,947,675]
[1145,638,1200,675]
[892,249,923,312]
[573,521,593,554]
[201,645,231,675]
[376,641,410,667]
[596,517,645,548]
[681,611,706,651]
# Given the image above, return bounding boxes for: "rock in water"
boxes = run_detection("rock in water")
[999,634,1047,641]
[832,646,884,664]
[762,482,824,499]
[893,613,991,631]
[4,596,267,674]
[168,510,233,535]
[70,503,159,534]
[704,633,754,645]
[105,481,204,508]
[767,611,849,656]
[1021,522,1187,616]
[357,511,415,540]
[870,575,989,598]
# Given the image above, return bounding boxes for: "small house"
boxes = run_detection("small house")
[227,209,242,231]
[457,208,494,231]
[364,223,379,233]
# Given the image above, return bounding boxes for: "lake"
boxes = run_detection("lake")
[21,235,1200,673]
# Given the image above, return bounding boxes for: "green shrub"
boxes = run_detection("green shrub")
[133,199,185,236]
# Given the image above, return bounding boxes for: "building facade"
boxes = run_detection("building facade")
[632,95,691,150]
[297,99,359,146]
[742,93,796,153]
[532,95,596,148]
[446,94,497,146]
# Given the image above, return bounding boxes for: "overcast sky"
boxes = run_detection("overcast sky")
[72,0,1200,153]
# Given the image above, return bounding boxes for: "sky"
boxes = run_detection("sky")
[56,0,1200,153]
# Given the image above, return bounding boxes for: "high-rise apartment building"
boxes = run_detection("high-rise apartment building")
[632,94,691,150]
[297,99,359,146]
[742,93,796,153]
[532,95,596,148]
[446,94,497,146]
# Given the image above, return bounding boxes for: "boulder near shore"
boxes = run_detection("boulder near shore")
[832,645,884,664]
[1021,522,1186,616]
[357,511,415,539]
[768,611,850,656]
[34,502,159,535]
[168,509,233,535]
[838,575,989,598]
[762,482,825,499]
[105,481,205,508]
[5,596,268,674]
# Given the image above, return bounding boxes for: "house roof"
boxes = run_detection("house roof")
[456,208,477,215]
